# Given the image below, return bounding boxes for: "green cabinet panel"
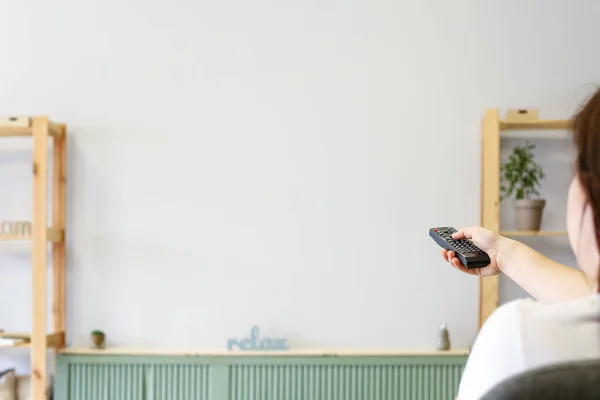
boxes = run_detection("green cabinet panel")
[54,353,467,400]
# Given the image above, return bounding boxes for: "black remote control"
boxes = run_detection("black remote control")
[429,227,491,269]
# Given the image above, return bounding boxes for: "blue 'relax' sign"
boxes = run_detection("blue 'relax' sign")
[227,326,289,351]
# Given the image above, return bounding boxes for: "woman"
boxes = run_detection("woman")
[445,89,600,400]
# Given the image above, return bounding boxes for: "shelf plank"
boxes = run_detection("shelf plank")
[0,127,32,137]
[499,119,571,131]
[501,230,567,237]
[0,119,64,138]
[501,130,570,140]
[0,332,63,348]
[0,228,64,243]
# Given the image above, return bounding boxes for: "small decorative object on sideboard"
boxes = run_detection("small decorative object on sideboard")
[501,142,546,231]
[90,330,105,349]
[436,322,451,351]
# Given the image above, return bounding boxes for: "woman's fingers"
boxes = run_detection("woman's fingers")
[443,249,459,265]
[451,257,477,275]
[441,248,481,275]
[447,251,478,275]
[447,250,455,262]
[451,227,474,240]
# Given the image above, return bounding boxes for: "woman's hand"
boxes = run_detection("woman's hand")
[441,226,594,302]
[441,226,504,277]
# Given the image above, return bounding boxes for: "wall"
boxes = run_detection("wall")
[0,0,599,373]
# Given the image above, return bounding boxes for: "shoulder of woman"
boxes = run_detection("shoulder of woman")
[457,300,530,400]
[472,299,532,359]
[483,298,533,327]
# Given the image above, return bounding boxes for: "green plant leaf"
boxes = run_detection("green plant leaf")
[499,142,545,201]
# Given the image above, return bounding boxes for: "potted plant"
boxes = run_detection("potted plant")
[90,330,105,349]
[500,142,546,231]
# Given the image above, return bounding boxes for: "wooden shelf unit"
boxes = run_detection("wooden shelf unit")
[0,117,67,400]
[479,109,570,329]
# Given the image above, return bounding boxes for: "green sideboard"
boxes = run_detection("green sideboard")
[54,349,468,400]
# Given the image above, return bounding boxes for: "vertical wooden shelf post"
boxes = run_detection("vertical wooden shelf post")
[52,124,67,352]
[32,117,50,399]
[480,109,501,328]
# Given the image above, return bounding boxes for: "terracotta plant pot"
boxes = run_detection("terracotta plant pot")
[513,199,546,231]
[91,332,105,349]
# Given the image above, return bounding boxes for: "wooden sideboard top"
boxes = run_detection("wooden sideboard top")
[59,347,470,357]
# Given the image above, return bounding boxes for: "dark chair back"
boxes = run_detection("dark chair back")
[481,359,600,400]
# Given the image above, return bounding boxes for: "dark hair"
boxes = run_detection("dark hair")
[572,88,600,285]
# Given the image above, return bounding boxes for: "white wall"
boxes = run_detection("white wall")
[0,0,598,373]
